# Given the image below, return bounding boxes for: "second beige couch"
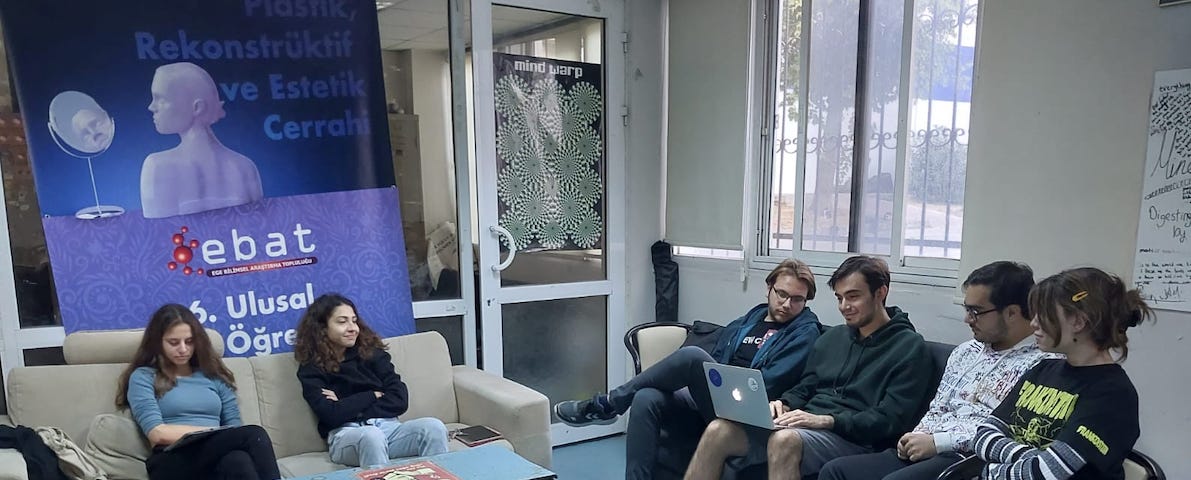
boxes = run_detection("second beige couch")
[0,330,551,479]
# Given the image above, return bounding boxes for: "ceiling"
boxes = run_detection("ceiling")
[377,0,572,51]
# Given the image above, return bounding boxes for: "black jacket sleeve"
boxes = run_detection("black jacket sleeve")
[360,350,410,419]
[296,363,378,428]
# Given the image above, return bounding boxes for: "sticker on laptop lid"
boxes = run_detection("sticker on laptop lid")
[747,377,759,392]
[708,368,722,387]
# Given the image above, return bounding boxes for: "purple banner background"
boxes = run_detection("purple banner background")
[43,187,414,356]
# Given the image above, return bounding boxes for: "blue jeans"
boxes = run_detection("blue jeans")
[327,417,449,467]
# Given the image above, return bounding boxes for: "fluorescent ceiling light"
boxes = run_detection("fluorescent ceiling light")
[376,1,394,10]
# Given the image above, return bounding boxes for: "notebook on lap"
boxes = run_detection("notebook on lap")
[702,362,785,430]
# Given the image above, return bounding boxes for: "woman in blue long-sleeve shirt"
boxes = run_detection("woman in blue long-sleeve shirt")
[115,304,280,480]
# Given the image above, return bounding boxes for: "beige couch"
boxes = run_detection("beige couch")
[0,330,551,479]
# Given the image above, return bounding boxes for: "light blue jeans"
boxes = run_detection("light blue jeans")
[327,417,449,467]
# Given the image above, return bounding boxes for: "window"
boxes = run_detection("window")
[759,0,976,263]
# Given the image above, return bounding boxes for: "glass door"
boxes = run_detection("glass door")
[470,0,626,445]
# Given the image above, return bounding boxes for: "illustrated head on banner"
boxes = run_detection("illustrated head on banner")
[141,62,263,219]
[49,91,114,155]
[70,109,114,153]
[47,90,124,219]
[149,62,226,134]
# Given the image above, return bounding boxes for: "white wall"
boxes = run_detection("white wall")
[624,0,666,367]
[665,0,1191,475]
[673,257,968,338]
[960,0,1191,474]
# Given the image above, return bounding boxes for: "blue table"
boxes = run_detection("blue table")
[289,445,556,480]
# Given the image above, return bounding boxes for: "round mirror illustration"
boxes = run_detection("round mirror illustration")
[48,90,124,219]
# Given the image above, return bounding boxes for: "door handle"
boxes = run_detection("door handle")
[489,225,517,272]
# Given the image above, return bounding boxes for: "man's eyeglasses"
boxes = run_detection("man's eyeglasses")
[964,305,999,318]
[771,287,807,305]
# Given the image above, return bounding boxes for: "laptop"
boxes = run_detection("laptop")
[702,362,785,430]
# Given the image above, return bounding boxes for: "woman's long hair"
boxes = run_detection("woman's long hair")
[294,293,386,373]
[115,304,236,408]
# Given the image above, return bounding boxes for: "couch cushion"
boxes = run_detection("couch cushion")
[223,358,261,427]
[0,448,27,480]
[249,352,327,459]
[7,363,127,441]
[63,328,224,365]
[276,451,341,478]
[81,413,150,480]
[386,332,458,423]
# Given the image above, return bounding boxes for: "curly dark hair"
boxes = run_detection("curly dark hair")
[294,293,387,373]
[116,304,236,409]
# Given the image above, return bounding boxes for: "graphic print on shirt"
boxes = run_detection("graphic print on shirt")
[1009,379,1079,448]
[742,328,778,347]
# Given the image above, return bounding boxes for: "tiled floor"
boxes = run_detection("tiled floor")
[551,434,626,479]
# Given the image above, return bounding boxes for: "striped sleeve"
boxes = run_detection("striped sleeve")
[974,416,1027,463]
[974,417,1087,480]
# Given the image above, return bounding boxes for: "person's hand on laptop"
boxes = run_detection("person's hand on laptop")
[769,400,789,419]
[773,409,834,429]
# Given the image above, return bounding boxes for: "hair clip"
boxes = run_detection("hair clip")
[1071,291,1089,302]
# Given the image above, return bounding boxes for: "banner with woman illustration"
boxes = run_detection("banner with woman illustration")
[0,0,415,352]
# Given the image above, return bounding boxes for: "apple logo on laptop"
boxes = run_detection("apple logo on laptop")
[732,388,742,402]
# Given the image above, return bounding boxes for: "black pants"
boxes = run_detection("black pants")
[818,448,964,480]
[146,425,281,480]
[609,346,718,480]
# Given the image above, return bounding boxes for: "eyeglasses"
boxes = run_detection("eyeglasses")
[963,305,999,318]
[771,287,807,305]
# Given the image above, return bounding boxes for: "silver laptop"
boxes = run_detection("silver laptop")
[702,362,782,430]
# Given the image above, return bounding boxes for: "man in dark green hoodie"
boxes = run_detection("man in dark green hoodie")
[685,255,934,480]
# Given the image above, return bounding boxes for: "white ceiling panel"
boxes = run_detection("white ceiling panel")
[413,27,449,44]
[381,26,439,42]
[389,0,449,15]
[379,8,446,29]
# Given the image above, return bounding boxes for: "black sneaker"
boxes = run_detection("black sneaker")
[554,394,617,427]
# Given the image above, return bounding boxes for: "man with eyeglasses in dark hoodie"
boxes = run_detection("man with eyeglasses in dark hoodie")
[554,259,825,480]
[685,255,934,480]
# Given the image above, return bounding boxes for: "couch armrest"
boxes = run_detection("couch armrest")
[0,448,27,480]
[451,365,551,469]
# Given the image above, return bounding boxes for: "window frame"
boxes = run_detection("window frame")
[745,0,971,287]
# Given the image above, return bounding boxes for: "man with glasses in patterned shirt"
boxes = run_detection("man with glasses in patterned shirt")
[553,259,824,480]
[818,260,1053,480]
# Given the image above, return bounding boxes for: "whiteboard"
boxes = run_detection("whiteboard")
[1134,68,1191,312]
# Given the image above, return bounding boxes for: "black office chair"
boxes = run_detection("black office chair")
[936,449,1165,480]
[1123,449,1166,480]
[624,321,691,374]
[936,454,983,480]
